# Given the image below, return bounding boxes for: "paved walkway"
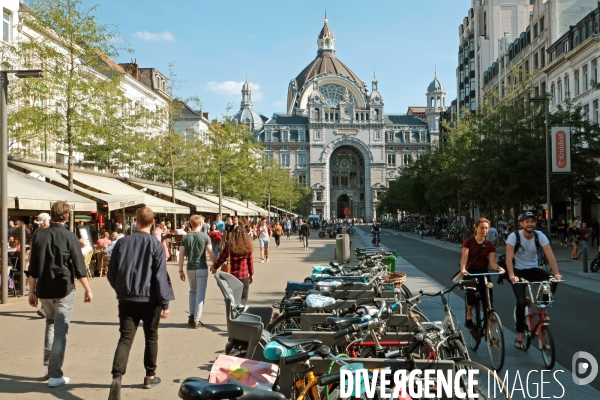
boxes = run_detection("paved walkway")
[0,233,333,399]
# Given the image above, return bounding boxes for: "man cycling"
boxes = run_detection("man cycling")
[459,218,503,329]
[505,211,563,350]
[371,219,381,247]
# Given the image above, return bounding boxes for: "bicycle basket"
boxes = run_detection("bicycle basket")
[384,271,406,288]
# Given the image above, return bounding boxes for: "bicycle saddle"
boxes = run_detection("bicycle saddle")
[329,261,342,268]
[308,289,332,296]
[306,294,336,308]
[326,316,367,328]
[179,377,286,400]
[273,337,322,348]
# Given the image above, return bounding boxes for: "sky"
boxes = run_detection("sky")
[88,0,469,119]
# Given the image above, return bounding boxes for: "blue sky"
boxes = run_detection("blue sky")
[91,0,469,119]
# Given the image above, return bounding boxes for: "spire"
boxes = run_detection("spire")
[372,69,378,91]
[434,66,437,80]
[241,77,252,107]
[318,15,335,50]
[325,8,327,24]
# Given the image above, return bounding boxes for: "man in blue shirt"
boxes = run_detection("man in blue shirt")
[214,214,225,233]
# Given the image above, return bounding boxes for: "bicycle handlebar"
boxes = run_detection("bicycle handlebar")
[466,271,504,276]
[513,278,563,284]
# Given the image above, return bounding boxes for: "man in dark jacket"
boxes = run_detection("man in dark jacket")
[299,219,311,250]
[28,201,93,388]
[107,207,174,400]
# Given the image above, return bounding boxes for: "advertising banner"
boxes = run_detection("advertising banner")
[551,126,571,173]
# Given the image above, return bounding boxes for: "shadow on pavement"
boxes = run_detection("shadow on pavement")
[0,373,112,400]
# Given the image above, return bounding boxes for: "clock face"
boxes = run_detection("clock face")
[343,106,351,117]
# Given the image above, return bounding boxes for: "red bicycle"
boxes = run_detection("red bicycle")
[513,277,562,368]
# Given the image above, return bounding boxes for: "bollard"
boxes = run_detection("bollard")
[583,246,589,273]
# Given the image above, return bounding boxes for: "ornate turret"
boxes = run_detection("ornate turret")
[317,13,335,51]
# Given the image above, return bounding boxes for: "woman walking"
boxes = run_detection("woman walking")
[208,224,222,259]
[178,215,217,328]
[273,220,283,248]
[211,229,254,305]
[568,221,580,259]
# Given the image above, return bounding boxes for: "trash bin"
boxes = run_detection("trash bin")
[336,234,351,263]
[382,255,396,272]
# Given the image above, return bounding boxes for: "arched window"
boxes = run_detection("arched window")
[313,108,320,120]
[374,109,379,120]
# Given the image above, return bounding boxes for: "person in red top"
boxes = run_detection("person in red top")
[459,217,502,329]
[208,224,223,258]
[211,229,254,305]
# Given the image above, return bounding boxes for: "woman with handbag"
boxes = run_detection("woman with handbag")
[568,221,580,259]
[211,229,254,305]
[458,217,502,329]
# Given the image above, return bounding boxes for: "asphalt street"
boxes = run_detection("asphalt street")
[356,225,600,395]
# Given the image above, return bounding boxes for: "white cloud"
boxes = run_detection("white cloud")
[271,100,286,107]
[132,31,175,41]
[206,80,264,101]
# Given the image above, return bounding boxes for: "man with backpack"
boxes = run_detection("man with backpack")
[505,211,563,351]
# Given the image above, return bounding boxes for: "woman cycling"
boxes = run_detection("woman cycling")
[459,217,502,329]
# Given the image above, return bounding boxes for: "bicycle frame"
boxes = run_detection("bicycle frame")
[295,369,320,400]
[520,280,554,342]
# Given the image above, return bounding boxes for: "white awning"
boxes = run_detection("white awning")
[192,192,256,216]
[128,181,234,215]
[70,171,190,214]
[7,168,97,211]
[225,197,270,216]
[270,205,299,217]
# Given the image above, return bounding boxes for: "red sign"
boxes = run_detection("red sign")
[344,207,351,216]
[555,130,567,168]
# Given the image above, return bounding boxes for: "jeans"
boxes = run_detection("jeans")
[302,236,308,248]
[40,290,76,379]
[187,269,209,321]
[213,243,220,259]
[577,240,588,257]
[111,302,162,378]
[285,228,291,238]
[511,268,557,333]
[372,231,380,244]
[240,277,250,305]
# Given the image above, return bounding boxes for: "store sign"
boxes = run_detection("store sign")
[551,127,571,173]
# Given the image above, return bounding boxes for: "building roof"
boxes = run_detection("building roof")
[294,49,364,91]
[235,108,264,132]
[270,115,309,125]
[385,115,427,126]
[319,19,334,39]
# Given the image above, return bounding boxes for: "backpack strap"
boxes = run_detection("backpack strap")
[514,230,540,252]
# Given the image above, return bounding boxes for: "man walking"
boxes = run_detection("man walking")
[299,219,310,250]
[506,211,563,351]
[107,207,174,399]
[215,214,225,233]
[27,201,93,388]
[284,217,292,240]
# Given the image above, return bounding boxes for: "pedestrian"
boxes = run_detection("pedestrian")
[208,223,223,259]
[568,221,580,259]
[27,201,94,388]
[32,213,51,318]
[418,219,426,238]
[107,207,175,399]
[558,219,567,246]
[284,217,292,240]
[215,214,225,234]
[200,216,211,234]
[153,221,170,261]
[257,217,272,262]
[297,219,303,242]
[576,216,582,229]
[505,211,562,351]
[273,220,283,248]
[179,215,217,329]
[299,218,310,250]
[592,217,599,247]
[371,219,381,247]
[459,218,502,329]
[577,222,590,259]
[211,228,254,305]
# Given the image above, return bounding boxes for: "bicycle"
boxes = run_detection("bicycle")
[463,272,506,371]
[513,277,561,369]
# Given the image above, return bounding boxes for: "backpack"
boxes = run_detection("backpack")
[513,229,540,253]
[497,230,540,284]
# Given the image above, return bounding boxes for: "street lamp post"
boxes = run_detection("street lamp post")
[530,96,551,231]
[2,69,44,305]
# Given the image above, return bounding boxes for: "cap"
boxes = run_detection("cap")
[34,213,51,224]
[520,211,536,221]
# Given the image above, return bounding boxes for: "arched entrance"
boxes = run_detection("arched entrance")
[329,145,365,219]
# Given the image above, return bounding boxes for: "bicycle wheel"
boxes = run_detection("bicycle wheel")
[466,301,482,351]
[266,311,302,334]
[541,326,556,369]
[591,257,600,272]
[486,311,505,371]
[453,360,511,399]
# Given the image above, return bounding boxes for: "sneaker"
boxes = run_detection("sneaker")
[187,315,194,326]
[194,320,204,329]
[465,320,475,330]
[143,375,161,389]
[266,258,269,262]
[37,308,46,318]
[260,259,265,263]
[48,376,69,388]
[108,376,121,400]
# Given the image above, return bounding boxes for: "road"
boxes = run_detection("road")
[356,225,600,396]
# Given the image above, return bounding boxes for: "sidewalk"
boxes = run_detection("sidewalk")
[382,228,600,294]
[0,234,337,399]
